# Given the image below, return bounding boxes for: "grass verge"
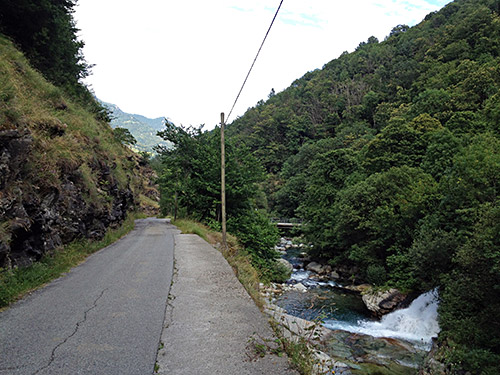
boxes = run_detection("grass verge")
[0,212,144,309]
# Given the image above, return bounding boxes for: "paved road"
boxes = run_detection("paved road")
[156,231,298,375]
[1,218,297,375]
[0,218,174,375]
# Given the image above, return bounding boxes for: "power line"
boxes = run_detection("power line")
[225,0,284,124]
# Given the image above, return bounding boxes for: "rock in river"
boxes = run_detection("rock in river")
[362,288,407,317]
[306,261,331,275]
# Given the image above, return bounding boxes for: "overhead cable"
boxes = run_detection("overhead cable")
[225,0,284,124]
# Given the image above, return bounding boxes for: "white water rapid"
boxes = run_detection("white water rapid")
[324,289,440,349]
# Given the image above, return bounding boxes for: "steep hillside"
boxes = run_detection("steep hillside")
[102,101,171,153]
[228,0,500,178]
[226,0,500,373]
[0,35,158,269]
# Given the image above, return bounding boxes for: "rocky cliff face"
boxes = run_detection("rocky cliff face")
[0,35,158,269]
[0,126,142,268]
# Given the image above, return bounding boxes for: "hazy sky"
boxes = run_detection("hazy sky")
[75,0,452,128]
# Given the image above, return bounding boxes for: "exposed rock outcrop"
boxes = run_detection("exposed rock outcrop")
[361,288,408,317]
[0,126,140,267]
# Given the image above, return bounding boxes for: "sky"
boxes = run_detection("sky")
[74,0,453,129]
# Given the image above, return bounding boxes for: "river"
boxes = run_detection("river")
[274,241,440,374]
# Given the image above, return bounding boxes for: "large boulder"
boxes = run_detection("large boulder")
[277,258,293,273]
[306,261,331,275]
[362,288,407,317]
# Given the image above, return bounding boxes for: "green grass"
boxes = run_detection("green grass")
[0,213,140,309]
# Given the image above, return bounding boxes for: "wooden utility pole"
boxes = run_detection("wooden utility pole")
[220,112,227,251]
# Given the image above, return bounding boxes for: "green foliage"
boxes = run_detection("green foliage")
[438,204,500,374]
[224,0,500,370]
[227,210,282,282]
[334,167,439,285]
[408,224,457,291]
[365,264,387,286]
[113,127,137,146]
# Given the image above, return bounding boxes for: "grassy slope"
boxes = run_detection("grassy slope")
[0,33,158,238]
[0,34,160,305]
[1,34,128,189]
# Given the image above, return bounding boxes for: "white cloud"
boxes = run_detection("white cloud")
[75,0,452,128]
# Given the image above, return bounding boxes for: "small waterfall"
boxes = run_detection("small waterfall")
[324,289,440,349]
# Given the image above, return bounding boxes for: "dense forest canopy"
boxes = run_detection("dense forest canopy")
[222,0,500,373]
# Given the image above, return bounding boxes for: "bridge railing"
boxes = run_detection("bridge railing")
[270,218,303,226]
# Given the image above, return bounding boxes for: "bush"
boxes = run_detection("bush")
[365,264,387,286]
[227,210,282,282]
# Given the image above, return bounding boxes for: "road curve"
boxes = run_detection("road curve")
[0,218,174,375]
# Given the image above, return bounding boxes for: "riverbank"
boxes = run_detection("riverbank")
[263,238,442,374]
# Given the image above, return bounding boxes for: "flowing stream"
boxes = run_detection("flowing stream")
[275,244,440,374]
[323,290,439,349]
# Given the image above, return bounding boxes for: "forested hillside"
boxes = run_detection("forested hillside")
[226,0,500,373]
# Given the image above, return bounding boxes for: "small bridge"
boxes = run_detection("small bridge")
[271,218,303,229]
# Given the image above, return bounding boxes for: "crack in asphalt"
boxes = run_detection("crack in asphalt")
[154,256,177,375]
[31,288,109,375]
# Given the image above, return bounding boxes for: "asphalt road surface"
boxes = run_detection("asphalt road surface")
[156,232,298,375]
[0,218,174,375]
[1,218,297,375]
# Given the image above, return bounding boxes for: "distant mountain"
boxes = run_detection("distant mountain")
[101,101,171,153]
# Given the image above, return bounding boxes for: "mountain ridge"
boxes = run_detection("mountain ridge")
[101,101,170,153]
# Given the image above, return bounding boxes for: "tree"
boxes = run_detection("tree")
[113,127,136,146]
[0,0,90,90]
[334,166,438,287]
[0,0,110,118]
[299,147,361,259]
[438,204,500,374]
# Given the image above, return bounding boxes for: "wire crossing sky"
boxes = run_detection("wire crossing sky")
[75,0,453,128]
[226,0,284,123]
